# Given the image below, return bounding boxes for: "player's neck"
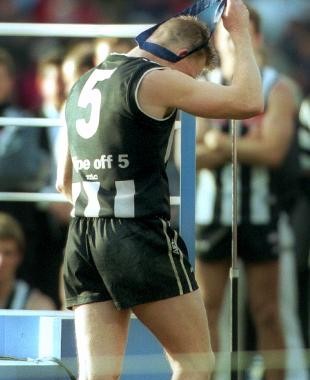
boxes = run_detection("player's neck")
[128,47,171,67]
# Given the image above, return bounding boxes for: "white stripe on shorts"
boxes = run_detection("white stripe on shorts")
[173,230,193,292]
[161,219,183,295]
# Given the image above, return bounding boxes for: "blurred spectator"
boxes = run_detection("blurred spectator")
[94,37,136,65]
[0,0,39,22]
[35,50,66,189]
[0,47,66,309]
[0,212,55,310]
[32,51,72,309]
[0,45,49,202]
[248,0,309,97]
[125,0,169,22]
[249,0,310,42]
[125,0,192,22]
[291,95,310,350]
[278,20,310,96]
[62,40,96,96]
[33,0,107,24]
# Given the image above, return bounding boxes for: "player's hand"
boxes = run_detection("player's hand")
[222,0,250,36]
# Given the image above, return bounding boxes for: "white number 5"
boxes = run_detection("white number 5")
[76,69,115,139]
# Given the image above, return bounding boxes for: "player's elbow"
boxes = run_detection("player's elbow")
[250,95,264,116]
[56,180,64,194]
[56,178,70,196]
[56,181,73,204]
[237,98,264,119]
[266,151,286,168]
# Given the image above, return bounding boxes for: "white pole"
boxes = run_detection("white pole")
[230,119,240,379]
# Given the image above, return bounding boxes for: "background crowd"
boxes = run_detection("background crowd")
[0,0,309,379]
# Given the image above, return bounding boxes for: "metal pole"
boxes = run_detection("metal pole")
[230,119,240,380]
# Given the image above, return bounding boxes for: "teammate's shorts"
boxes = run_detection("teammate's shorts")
[64,216,198,310]
[196,223,280,263]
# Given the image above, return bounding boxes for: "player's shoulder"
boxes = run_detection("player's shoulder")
[271,73,302,107]
[142,66,196,91]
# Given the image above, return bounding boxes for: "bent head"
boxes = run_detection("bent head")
[0,213,25,284]
[149,16,217,77]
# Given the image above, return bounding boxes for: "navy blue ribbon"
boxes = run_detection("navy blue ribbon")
[136,0,226,62]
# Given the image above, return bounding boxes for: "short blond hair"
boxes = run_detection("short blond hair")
[151,16,217,68]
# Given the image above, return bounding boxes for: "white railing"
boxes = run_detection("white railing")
[0,23,152,38]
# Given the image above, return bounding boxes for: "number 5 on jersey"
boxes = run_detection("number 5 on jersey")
[76,69,116,139]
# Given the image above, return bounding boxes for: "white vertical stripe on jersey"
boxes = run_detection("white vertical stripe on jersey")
[173,230,193,292]
[83,181,101,217]
[220,165,232,224]
[196,169,216,224]
[250,168,270,224]
[114,180,135,217]
[72,182,82,216]
[298,128,310,150]
[161,219,183,295]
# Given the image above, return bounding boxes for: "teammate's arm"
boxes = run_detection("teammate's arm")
[205,78,300,167]
[196,117,230,169]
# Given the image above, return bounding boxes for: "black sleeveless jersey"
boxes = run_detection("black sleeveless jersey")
[65,54,177,218]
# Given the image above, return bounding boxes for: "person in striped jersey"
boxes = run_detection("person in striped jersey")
[291,96,310,351]
[56,1,264,379]
[195,6,301,380]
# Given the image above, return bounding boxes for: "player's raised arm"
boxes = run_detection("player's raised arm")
[135,0,263,120]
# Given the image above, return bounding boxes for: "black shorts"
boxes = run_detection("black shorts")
[63,217,198,310]
[196,223,280,263]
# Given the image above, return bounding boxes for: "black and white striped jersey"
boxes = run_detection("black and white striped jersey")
[65,54,177,218]
[297,97,310,197]
[196,66,300,225]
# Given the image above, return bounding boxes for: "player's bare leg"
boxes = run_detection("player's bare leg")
[74,301,131,380]
[132,290,215,380]
[246,261,285,380]
[195,258,231,352]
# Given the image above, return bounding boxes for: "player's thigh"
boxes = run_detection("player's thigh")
[195,258,230,309]
[245,260,280,314]
[74,301,131,373]
[132,290,214,370]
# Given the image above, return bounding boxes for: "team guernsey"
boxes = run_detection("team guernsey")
[196,66,298,226]
[65,54,177,219]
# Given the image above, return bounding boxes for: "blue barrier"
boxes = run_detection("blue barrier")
[0,310,171,380]
[180,112,196,264]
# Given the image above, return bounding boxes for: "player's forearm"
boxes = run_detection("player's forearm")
[231,33,263,115]
[234,138,288,167]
